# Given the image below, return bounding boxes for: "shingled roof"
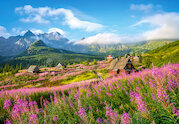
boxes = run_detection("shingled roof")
[108,58,118,70]
[108,57,132,70]
[56,63,63,69]
[27,65,39,73]
[114,57,131,70]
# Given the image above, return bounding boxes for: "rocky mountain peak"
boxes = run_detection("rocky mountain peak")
[23,30,36,37]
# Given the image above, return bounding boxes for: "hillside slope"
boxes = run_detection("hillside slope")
[3,40,104,67]
[87,40,174,55]
[142,40,179,67]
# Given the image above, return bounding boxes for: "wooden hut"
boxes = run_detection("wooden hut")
[124,53,131,58]
[56,63,63,69]
[27,65,40,73]
[108,57,135,74]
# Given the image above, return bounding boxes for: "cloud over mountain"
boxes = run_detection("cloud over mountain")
[76,12,179,45]
[134,12,179,40]
[15,5,104,32]
[0,26,10,38]
[75,33,123,45]
[48,28,66,36]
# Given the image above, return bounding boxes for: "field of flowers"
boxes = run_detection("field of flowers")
[0,61,109,90]
[0,63,178,124]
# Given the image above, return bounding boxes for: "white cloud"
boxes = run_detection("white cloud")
[12,28,22,35]
[134,12,179,40]
[75,33,147,45]
[15,5,104,32]
[75,33,123,45]
[20,15,50,24]
[48,28,66,36]
[31,29,44,34]
[76,12,179,45]
[130,4,153,12]
[58,8,104,32]
[0,26,10,38]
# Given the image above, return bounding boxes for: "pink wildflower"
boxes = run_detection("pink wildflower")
[96,117,103,123]
[53,116,59,121]
[121,112,131,124]
[3,99,11,109]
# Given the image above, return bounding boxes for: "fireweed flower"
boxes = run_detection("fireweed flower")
[106,92,112,96]
[3,99,11,109]
[136,87,140,91]
[149,79,156,88]
[121,112,131,124]
[53,116,59,121]
[54,96,59,104]
[78,107,86,118]
[35,108,39,113]
[173,108,179,116]
[29,114,38,124]
[105,105,119,123]
[167,79,177,91]
[168,68,177,75]
[130,92,148,114]
[74,91,80,99]
[61,97,65,102]
[12,105,22,118]
[69,102,73,107]
[4,119,12,124]
[96,117,103,123]
[157,88,169,102]
[176,109,179,116]
[151,92,156,100]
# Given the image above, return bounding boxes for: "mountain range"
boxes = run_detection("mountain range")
[0,30,71,56]
[3,40,103,67]
[0,30,177,57]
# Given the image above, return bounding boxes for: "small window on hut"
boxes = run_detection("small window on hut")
[128,64,131,68]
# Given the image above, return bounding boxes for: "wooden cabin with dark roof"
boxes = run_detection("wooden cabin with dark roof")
[108,57,135,74]
[27,65,40,73]
[56,63,63,69]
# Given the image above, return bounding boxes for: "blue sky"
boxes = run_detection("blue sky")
[0,0,179,44]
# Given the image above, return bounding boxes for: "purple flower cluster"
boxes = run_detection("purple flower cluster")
[105,92,112,96]
[3,99,11,109]
[157,88,169,102]
[151,92,156,100]
[29,114,38,124]
[105,105,119,123]
[130,92,148,114]
[167,79,178,91]
[149,79,156,88]
[121,112,131,124]
[96,117,103,123]
[53,116,59,121]
[78,107,86,118]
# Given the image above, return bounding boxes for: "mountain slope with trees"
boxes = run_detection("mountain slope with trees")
[142,40,179,67]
